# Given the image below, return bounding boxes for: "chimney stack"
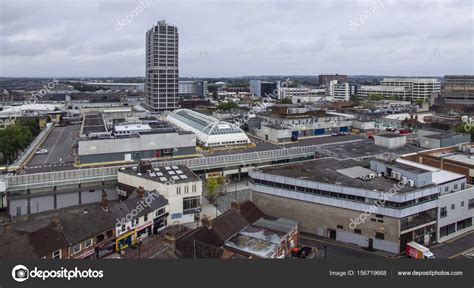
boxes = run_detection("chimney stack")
[164,233,176,251]
[202,215,212,229]
[51,218,62,230]
[101,190,109,211]
[231,201,241,212]
[138,160,152,174]
[137,186,145,199]
[3,222,12,232]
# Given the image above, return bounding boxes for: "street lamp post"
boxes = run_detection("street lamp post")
[234,178,237,200]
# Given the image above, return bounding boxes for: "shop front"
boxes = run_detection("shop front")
[137,221,153,239]
[153,213,169,234]
[116,229,137,251]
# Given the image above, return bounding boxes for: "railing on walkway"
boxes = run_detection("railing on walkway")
[6,139,363,191]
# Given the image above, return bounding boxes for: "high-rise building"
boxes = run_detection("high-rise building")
[145,20,179,112]
[328,80,354,101]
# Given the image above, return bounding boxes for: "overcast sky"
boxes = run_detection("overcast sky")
[0,0,472,78]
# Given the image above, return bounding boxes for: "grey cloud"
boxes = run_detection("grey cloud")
[0,0,472,77]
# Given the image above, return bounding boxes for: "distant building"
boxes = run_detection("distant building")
[373,133,407,149]
[357,85,410,100]
[250,80,279,98]
[328,80,354,101]
[252,105,356,143]
[319,74,348,86]
[443,75,474,104]
[380,78,441,101]
[84,83,144,91]
[418,132,470,149]
[178,80,208,99]
[279,87,311,99]
[145,20,179,112]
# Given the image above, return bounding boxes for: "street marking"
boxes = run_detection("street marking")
[449,247,474,259]
[300,235,393,259]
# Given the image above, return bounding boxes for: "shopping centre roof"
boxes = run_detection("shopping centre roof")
[167,109,250,147]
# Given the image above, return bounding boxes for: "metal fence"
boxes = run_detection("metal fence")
[6,139,363,190]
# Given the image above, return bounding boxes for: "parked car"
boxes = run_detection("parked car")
[35,148,48,155]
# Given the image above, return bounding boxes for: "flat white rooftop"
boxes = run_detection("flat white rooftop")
[396,159,464,184]
[384,113,432,123]
[114,123,151,133]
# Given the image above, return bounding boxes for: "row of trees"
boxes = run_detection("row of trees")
[0,118,41,164]
[216,101,238,111]
[65,82,103,92]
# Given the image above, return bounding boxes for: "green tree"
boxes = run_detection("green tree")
[455,124,474,142]
[280,97,292,104]
[216,175,226,194]
[205,178,219,201]
[216,101,238,111]
[415,99,424,106]
[0,119,37,164]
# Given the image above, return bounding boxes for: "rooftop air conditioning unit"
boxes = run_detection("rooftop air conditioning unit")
[408,180,415,187]
[391,171,401,180]
[369,174,376,179]
[401,176,408,183]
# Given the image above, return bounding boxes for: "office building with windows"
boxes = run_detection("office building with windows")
[178,80,208,99]
[117,163,202,225]
[250,80,280,98]
[380,78,441,101]
[443,75,474,104]
[328,80,354,101]
[357,85,410,100]
[250,157,473,253]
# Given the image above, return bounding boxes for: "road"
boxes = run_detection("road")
[430,231,474,259]
[25,125,80,173]
[299,233,392,259]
